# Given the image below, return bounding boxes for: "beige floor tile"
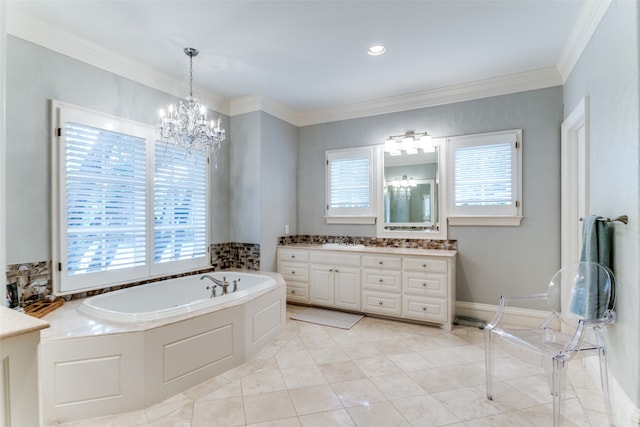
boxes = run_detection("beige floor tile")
[340,342,383,360]
[275,349,317,369]
[431,385,502,421]
[243,390,297,424]
[330,378,387,408]
[183,375,232,401]
[308,346,351,364]
[462,413,526,426]
[191,397,245,427]
[112,410,148,427]
[386,351,435,372]
[412,366,466,393]
[368,339,413,355]
[391,394,460,426]
[419,347,469,367]
[346,401,411,426]
[299,409,356,426]
[299,333,337,349]
[280,365,328,389]
[289,384,344,415]
[59,416,116,427]
[318,359,367,383]
[451,343,486,362]
[370,372,427,400]
[354,355,404,377]
[143,403,193,427]
[241,369,287,395]
[247,417,302,427]
[197,379,242,401]
[144,393,192,422]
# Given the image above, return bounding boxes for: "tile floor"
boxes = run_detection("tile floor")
[57,304,610,426]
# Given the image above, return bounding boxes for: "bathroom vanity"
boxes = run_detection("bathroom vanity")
[278,245,457,330]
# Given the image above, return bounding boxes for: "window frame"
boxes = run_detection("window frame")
[446,129,523,226]
[325,146,376,224]
[52,101,210,294]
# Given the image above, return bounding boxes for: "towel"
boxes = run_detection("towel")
[570,215,613,318]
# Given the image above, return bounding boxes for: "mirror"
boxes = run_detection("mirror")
[376,143,446,239]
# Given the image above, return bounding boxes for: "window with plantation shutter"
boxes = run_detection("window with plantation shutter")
[54,102,209,293]
[447,129,522,226]
[325,147,376,224]
[154,144,207,265]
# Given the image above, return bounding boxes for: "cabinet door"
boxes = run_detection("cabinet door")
[334,266,361,311]
[309,265,334,307]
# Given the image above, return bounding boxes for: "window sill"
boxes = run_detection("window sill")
[448,216,523,226]
[325,216,377,225]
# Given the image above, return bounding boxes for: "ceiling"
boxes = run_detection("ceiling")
[7,0,586,119]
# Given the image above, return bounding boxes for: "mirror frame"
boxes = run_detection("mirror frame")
[375,141,448,240]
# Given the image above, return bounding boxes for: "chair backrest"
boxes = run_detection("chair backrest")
[547,262,615,322]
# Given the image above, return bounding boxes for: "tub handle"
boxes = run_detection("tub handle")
[206,285,217,298]
[233,279,239,293]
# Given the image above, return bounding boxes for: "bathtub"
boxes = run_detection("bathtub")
[79,271,276,324]
[40,271,286,424]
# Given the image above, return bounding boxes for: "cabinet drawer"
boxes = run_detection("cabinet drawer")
[309,252,360,267]
[362,291,402,316]
[402,296,447,323]
[286,284,309,303]
[403,272,447,298]
[278,249,309,262]
[279,262,309,282]
[403,257,448,273]
[362,269,402,292]
[361,255,402,270]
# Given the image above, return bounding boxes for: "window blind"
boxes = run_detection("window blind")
[329,157,371,209]
[153,144,207,263]
[454,142,513,207]
[64,122,147,275]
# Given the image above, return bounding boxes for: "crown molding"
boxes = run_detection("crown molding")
[6,6,230,116]
[557,0,612,83]
[295,67,563,126]
[229,95,300,125]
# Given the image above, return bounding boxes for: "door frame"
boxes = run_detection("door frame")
[560,96,589,315]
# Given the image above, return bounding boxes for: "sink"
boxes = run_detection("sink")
[321,243,365,249]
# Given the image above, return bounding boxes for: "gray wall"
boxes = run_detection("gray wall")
[563,0,640,408]
[298,87,563,304]
[5,35,231,263]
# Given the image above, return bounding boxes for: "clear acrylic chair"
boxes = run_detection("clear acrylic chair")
[484,262,616,426]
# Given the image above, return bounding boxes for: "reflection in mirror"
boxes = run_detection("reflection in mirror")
[383,147,439,232]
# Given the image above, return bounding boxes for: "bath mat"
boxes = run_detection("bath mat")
[290,307,364,329]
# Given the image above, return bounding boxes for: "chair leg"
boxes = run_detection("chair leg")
[594,329,615,426]
[552,356,567,427]
[485,328,495,400]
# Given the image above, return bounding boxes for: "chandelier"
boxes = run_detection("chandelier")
[158,48,226,167]
[388,175,417,198]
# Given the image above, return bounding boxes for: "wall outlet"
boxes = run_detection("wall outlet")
[285,224,290,235]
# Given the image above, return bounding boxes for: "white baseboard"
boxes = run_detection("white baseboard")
[584,357,640,426]
[455,300,551,328]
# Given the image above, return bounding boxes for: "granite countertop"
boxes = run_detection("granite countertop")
[0,306,50,339]
[278,244,457,257]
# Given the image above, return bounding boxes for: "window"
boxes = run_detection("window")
[325,146,376,224]
[53,102,209,293]
[447,129,522,226]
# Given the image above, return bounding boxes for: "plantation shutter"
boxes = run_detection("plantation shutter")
[325,147,375,221]
[153,144,208,263]
[64,122,147,276]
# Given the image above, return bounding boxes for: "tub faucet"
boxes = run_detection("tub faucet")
[201,275,224,298]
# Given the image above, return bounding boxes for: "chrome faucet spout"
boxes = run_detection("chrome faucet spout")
[200,274,223,286]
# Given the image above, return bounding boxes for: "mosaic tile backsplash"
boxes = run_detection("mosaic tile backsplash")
[5,242,260,308]
[6,236,455,308]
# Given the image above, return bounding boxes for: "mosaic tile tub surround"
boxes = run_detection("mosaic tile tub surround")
[6,236,456,308]
[5,242,260,308]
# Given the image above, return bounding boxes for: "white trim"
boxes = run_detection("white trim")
[6,6,229,116]
[557,0,612,82]
[455,301,551,328]
[229,95,299,126]
[0,0,6,307]
[324,216,376,225]
[448,216,523,226]
[296,68,562,126]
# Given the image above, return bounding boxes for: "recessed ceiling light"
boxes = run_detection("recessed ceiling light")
[367,45,386,56]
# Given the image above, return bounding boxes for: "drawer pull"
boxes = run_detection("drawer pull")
[422,306,427,311]
[291,290,296,294]
[379,279,383,283]
[329,269,333,272]
[379,261,383,265]
[335,269,339,273]
[378,301,383,306]
[292,271,296,274]
[291,255,295,259]
[422,283,427,287]
[422,264,427,268]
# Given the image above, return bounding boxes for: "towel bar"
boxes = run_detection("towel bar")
[579,215,628,225]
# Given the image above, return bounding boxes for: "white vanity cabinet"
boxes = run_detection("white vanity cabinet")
[309,252,361,311]
[277,245,456,329]
[401,256,454,328]
[277,248,310,303]
[361,254,403,316]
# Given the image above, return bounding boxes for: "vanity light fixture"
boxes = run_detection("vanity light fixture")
[384,131,434,154]
[158,48,226,167]
[367,44,386,56]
